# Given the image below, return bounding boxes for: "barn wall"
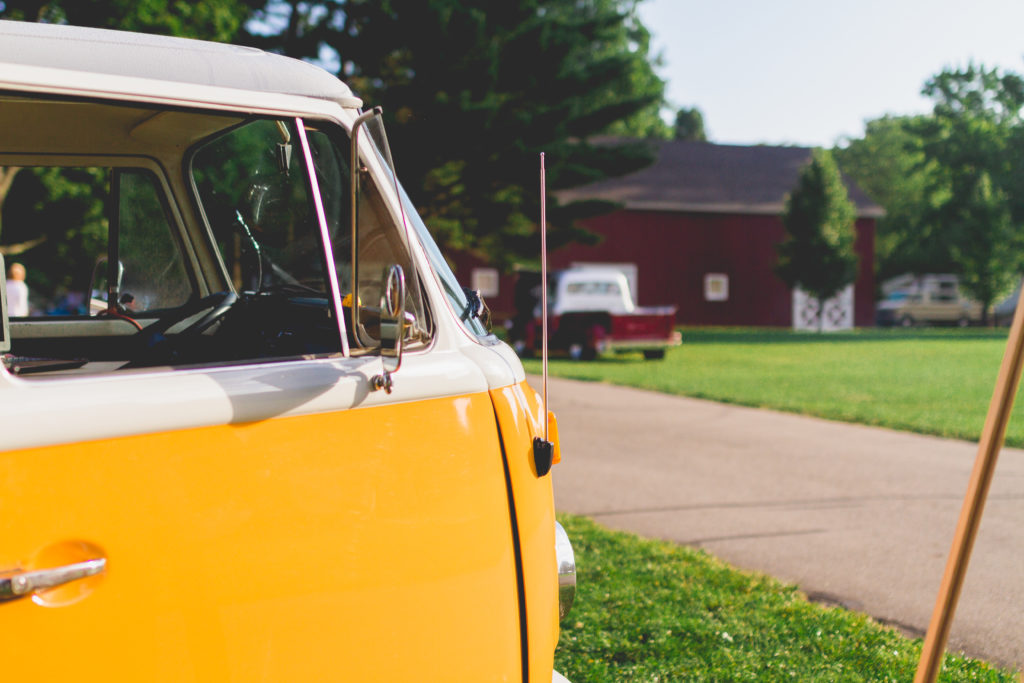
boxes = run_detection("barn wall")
[447,210,876,328]
[852,217,876,326]
[571,210,789,326]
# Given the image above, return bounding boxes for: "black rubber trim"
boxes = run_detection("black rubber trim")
[492,409,530,683]
[533,437,554,477]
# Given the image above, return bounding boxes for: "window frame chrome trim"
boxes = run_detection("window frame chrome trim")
[295,117,350,356]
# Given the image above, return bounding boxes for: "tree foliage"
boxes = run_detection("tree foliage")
[834,116,938,280]
[0,0,264,41]
[0,0,667,274]
[775,149,858,328]
[241,0,666,268]
[1,167,109,301]
[673,107,706,141]
[0,0,267,301]
[944,171,1018,322]
[837,64,1024,321]
[913,64,1024,321]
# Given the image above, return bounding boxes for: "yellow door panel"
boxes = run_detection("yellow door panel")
[490,381,559,682]
[0,392,520,682]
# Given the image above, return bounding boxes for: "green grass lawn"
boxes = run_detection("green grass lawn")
[524,327,1024,447]
[555,514,1016,681]
[533,328,1021,678]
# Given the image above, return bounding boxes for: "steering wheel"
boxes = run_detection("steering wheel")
[130,291,239,366]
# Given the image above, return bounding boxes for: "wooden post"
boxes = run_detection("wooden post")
[914,288,1024,683]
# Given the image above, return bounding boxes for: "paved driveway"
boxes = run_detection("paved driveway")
[540,375,1024,669]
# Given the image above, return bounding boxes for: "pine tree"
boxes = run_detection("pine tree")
[242,0,666,268]
[775,149,858,330]
[1,0,667,270]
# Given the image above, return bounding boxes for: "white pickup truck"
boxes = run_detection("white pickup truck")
[512,268,681,360]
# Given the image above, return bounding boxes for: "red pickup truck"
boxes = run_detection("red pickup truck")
[511,268,680,360]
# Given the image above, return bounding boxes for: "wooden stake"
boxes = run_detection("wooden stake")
[914,286,1024,682]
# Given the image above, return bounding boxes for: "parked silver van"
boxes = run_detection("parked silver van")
[876,274,982,327]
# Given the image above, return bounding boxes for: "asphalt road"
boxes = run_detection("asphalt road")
[539,375,1024,670]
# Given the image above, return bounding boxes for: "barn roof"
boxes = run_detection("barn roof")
[558,140,884,218]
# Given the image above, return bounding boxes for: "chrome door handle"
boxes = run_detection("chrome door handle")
[0,558,106,601]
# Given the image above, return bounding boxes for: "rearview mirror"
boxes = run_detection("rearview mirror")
[89,257,125,315]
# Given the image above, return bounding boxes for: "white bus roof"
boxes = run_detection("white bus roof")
[0,20,357,105]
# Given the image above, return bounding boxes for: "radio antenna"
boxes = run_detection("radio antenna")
[532,152,555,476]
[541,152,549,441]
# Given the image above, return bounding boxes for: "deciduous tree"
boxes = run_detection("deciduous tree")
[838,65,1024,322]
[911,64,1024,322]
[834,116,942,281]
[944,171,1018,323]
[673,107,706,141]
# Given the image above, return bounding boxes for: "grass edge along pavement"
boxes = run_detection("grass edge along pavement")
[524,326,1024,448]
[554,514,1018,682]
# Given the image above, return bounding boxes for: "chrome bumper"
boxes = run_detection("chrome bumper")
[554,521,576,619]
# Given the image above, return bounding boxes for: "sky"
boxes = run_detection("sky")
[636,0,1024,148]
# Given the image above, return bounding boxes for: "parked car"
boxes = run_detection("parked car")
[511,267,681,360]
[876,274,982,327]
[0,20,574,682]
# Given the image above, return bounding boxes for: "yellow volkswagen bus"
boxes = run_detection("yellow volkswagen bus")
[0,19,573,682]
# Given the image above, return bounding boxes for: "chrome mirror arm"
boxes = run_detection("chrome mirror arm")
[350,107,382,350]
[371,264,406,393]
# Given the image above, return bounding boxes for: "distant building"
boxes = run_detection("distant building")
[452,140,883,327]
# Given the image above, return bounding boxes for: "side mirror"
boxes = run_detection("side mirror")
[371,264,405,393]
[461,287,492,331]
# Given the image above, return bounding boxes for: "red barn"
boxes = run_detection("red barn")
[452,141,883,328]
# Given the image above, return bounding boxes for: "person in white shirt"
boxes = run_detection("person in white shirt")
[6,262,29,317]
